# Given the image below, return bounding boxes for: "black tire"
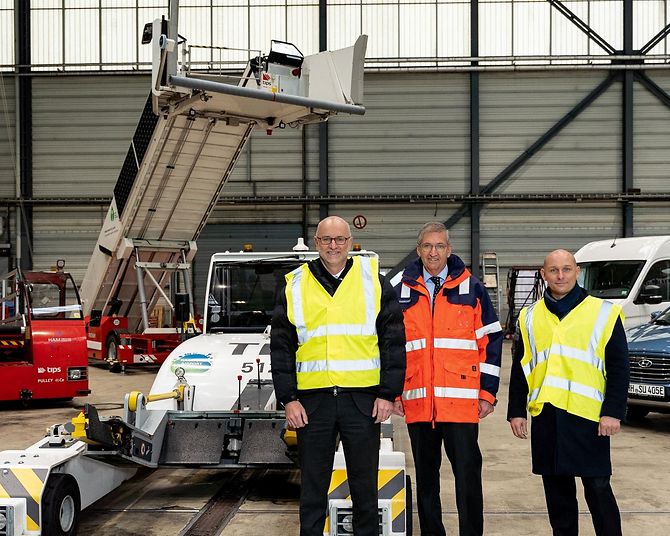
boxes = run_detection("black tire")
[405,474,413,536]
[626,406,650,420]
[105,331,122,373]
[41,474,80,536]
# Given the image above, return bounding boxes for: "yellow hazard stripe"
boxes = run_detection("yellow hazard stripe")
[324,468,407,533]
[0,340,24,346]
[328,469,349,496]
[0,468,47,531]
[391,486,405,522]
[13,468,45,503]
[377,469,399,490]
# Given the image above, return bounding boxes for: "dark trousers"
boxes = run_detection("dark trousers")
[407,422,483,536]
[296,392,380,536]
[542,475,622,536]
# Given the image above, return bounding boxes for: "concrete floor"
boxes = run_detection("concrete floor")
[1,346,669,535]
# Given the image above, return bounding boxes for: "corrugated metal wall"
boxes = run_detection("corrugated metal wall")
[31,75,148,197]
[5,70,669,306]
[481,72,621,194]
[225,126,305,196]
[0,75,15,274]
[634,71,670,193]
[480,203,622,268]
[29,75,149,279]
[330,74,470,195]
[32,206,106,282]
[0,74,15,198]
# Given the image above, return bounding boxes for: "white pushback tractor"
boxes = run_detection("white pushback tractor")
[0,245,410,536]
[0,3,410,535]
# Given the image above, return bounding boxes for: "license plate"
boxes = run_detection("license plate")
[628,383,665,398]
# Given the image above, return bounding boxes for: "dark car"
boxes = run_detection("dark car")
[626,306,670,419]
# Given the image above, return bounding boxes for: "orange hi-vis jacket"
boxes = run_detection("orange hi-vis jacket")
[392,255,504,424]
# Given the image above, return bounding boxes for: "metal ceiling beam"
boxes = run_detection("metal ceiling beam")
[622,0,634,237]
[16,0,33,270]
[5,191,670,208]
[216,192,670,205]
[634,72,670,109]
[470,0,481,277]
[640,22,670,55]
[318,0,329,221]
[388,74,619,274]
[547,0,616,55]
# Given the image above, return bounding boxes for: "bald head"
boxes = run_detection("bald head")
[541,249,581,300]
[314,216,352,275]
[543,249,577,269]
[315,216,351,237]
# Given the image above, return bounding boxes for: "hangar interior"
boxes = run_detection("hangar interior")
[1,2,670,536]
[0,0,669,321]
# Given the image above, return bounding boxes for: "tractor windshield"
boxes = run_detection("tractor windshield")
[26,272,84,320]
[206,260,301,333]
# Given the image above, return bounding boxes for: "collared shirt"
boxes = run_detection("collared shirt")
[423,265,449,301]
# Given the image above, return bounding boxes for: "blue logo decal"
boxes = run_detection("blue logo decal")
[170,352,213,374]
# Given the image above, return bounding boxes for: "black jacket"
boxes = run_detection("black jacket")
[271,257,406,405]
[507,285,630,476]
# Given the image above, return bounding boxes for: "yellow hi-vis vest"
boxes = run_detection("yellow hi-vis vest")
[518,295,623,422]
[285,256,382,390]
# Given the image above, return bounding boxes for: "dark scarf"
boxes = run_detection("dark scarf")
[543,284,586,320]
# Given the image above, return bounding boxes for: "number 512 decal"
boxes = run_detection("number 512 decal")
[241,361,268,373]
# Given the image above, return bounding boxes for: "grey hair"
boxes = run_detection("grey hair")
[417,222,450,245]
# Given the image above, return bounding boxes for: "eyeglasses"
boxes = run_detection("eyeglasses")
[316,236,351,245]
[419,243,449,252]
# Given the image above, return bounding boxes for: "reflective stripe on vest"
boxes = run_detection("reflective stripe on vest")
[476,321,502,340]
[398,269,489,424]
[480,362,501,377]
[296,357,381,373]
[434,338,478,351]
[286,256,382,389]
[402,387,427,400]
[529,376,605,404]
[520,296,621,422]
[434,386,479,399]
[406,338,426,352]
[522,301,611,378]
[289,257,378,345]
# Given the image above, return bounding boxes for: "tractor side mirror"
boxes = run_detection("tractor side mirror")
[175,293,191,323]
[89,309,102,327]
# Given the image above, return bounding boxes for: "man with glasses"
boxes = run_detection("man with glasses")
[271,215,406,536]
[392,221,503,536]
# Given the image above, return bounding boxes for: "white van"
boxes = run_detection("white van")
[574,236,670,328]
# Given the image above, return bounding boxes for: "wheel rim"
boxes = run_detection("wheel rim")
[59,495,75,531]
